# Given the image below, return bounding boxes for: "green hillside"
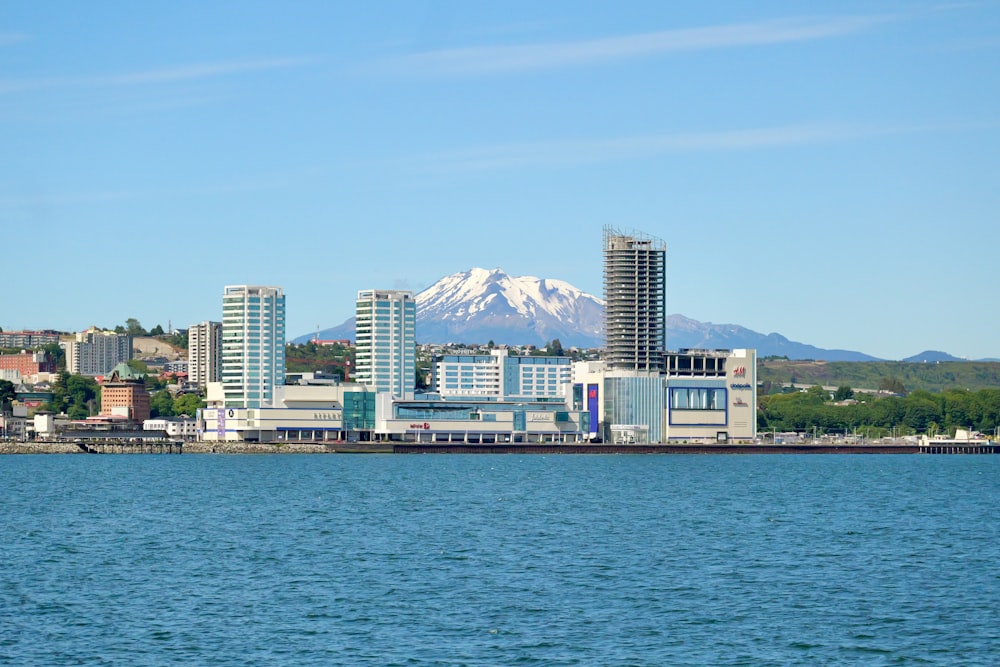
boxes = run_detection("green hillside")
[758,359,1000,394]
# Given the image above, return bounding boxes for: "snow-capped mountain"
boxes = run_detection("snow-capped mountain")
[415,268,605,347]
[292,267,880,359]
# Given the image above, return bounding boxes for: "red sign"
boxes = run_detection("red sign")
[409,422,430,430]
[732,366,746,377]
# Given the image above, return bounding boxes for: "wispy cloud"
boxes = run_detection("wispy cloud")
[408,122,924,172]
[0,56,319,95]
[374,15,894,76]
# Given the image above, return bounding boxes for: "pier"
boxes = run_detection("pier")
[74,440,183,454]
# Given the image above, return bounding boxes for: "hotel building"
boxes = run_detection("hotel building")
[100,363,151,422]
[220,285,285,408]
[354,289,416,398]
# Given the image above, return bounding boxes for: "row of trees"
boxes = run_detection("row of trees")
[29,372,204,420]
[759,385,1000,437]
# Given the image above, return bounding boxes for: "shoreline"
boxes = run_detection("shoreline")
[3,441,997,455]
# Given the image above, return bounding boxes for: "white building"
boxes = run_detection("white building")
[143,417,199,441]
[220,285,285,408]
[197,382,589,444]
[200,383,376,442]
[188,321,222,388]
[64,328,133,376]
[433,348,572,401]
[572,348,757,443]
[354,289,416,398]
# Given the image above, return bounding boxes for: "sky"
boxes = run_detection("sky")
[2,1,999,360]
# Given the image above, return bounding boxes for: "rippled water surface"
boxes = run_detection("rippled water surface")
[1,454,997,665]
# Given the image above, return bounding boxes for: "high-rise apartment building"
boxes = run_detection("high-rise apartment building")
[64,328,133,376]
[188,321,223,389]
[221,285,285,408]
[354,289,416,397]
[603,226,667,372]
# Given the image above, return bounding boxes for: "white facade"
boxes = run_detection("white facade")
[199,383,375,442]
[571,348,758,444]
[663,348,757,443]
[64,328,132,376]
[221,285,286,408]
[188,321,222,388]
[354,289,416,398]
[143,417,199,440]
[433,349,572,401]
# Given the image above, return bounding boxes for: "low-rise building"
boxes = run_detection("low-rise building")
[572,348,757,444]
[0,351,56,376]
[143,417,199,441]
[432,349,572,401]
[0,330,60,348]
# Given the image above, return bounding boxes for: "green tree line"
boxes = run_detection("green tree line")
[759,386,1000,437]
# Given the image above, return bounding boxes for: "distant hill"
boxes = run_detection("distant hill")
[902,350,966,363]
[758,359,1000,394]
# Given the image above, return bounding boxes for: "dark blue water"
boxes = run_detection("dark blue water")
[1,454,997,666]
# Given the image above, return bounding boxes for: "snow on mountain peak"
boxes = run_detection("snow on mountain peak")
[414,267,605,346]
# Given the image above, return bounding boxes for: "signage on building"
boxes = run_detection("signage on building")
[732,397,750,407]
[732,366,747,377]
[730,383,753,390]
[409,422,430,430]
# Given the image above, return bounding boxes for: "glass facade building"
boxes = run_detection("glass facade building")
[355,289,416,397]
[221,285,286,408]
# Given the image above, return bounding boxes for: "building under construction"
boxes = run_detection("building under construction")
[602,226,667,372]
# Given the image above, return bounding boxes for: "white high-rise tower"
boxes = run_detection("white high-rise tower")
[354,289,416,397]
[221,285,286,408]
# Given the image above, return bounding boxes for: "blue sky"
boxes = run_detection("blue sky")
[2,1,998,360]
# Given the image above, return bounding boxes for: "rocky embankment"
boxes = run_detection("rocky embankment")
[0,441,392,454]
[184,442,336,454]
[0,442,85,454]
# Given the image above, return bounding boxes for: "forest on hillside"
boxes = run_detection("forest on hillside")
[757,359,1000,394]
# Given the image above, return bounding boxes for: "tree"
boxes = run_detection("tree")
[833,385,855,401]
[42,341,66,370]
[879,377,907,396]
[150,390,175,418]
[806,385,830,403]
[549,338,564,357]
[125,318,147,336]
[128,359,150,374]
[149,324,165,336]
[0,379,15,411]
[173,393,205,416]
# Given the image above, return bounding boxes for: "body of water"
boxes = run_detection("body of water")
[1,454,997,665]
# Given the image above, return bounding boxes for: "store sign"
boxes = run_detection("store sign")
[732,366,747,377]
[730,383,753,390]
[409,422,430,430]
[732,397,750,407]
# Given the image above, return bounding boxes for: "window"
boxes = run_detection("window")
[670,387,726,411]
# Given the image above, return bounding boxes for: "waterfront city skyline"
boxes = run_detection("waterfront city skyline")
[2,2,999,360]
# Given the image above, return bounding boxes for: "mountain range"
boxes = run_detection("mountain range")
[293,268,968,362]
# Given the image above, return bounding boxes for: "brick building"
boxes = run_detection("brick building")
[100,363,150,422]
